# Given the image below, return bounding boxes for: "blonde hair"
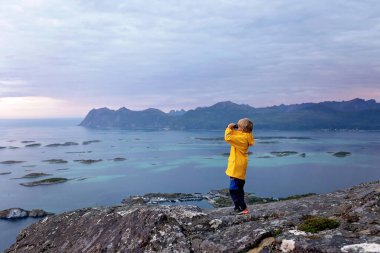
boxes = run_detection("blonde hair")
[238,118,253,133]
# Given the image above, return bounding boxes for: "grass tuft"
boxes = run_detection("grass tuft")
[299,216,340,233]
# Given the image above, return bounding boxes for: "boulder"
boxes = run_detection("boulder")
[0,208,28,219]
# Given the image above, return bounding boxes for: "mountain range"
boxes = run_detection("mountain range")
[79,98,380,130]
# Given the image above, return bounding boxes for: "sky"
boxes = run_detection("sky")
[1,0,380,118]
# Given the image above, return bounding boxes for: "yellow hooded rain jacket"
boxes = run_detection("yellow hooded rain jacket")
[224,128,254,180]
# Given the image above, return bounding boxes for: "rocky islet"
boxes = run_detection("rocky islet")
[45,142,79,147]
[0,208,52,220]
[0,160,25,164]
[20,177,69,187]
[82,140,101,145]
[333,151,351,157]
[74,159,102,164]
[18,173,51,179]
[25,143,41,148]
[110,157,127,161]
[42,159,68,164]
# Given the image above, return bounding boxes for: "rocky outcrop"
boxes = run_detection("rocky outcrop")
[0,160,25,164]
[45,142,79,147]
[73,159,102,164]
[0,208,52,219]
[6,181,380,252]
[82,140,101,145]
[42,159,68,164]
[332,151,351,157]
[17,173,51,179]
[20,177,68,187]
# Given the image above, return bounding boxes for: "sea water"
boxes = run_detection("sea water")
[1,119,380,250]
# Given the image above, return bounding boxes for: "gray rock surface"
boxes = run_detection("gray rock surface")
[6,181,380,252]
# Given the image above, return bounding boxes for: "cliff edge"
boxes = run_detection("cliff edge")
[6,181,380,252]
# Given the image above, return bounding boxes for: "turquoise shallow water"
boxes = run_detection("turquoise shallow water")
[1,119,380,250]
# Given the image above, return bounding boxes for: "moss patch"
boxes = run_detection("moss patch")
[299,216,340,233]
[272,228,283,237]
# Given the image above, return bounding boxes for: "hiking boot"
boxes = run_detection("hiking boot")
[237,209,249,215]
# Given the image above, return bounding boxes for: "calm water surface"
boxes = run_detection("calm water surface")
[1,119,380,250]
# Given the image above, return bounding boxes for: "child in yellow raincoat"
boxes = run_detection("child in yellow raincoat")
[225,118,254,214]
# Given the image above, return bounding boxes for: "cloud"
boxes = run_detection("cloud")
[0,79,27,86]
[0,79,29,97]
[0,0,379,117]
[0,96,88,118]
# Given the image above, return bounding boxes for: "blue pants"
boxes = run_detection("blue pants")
[229,177,247,211]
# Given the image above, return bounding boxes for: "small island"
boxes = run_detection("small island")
[45,142,79,147]
[19,173,51,179]
[270,151,299,157]
[25,143,41,147]
[333,151,351,157]
[0,208,52,219]
[20,178,68,187]
[82,140,101,145]
[42,159,68,164]
[74,159,102,164]
[0,160,25,164]
[111,157,127,162]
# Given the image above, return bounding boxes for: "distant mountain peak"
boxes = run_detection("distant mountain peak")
[211,101,237,107]
[348,98,376,104]
[168,109,186,116]
[80,98,380,130]
[117,107,130,112]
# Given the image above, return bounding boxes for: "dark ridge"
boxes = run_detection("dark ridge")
[79,98,380,130]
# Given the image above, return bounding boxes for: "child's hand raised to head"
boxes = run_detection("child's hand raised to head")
[228,123,236,129]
